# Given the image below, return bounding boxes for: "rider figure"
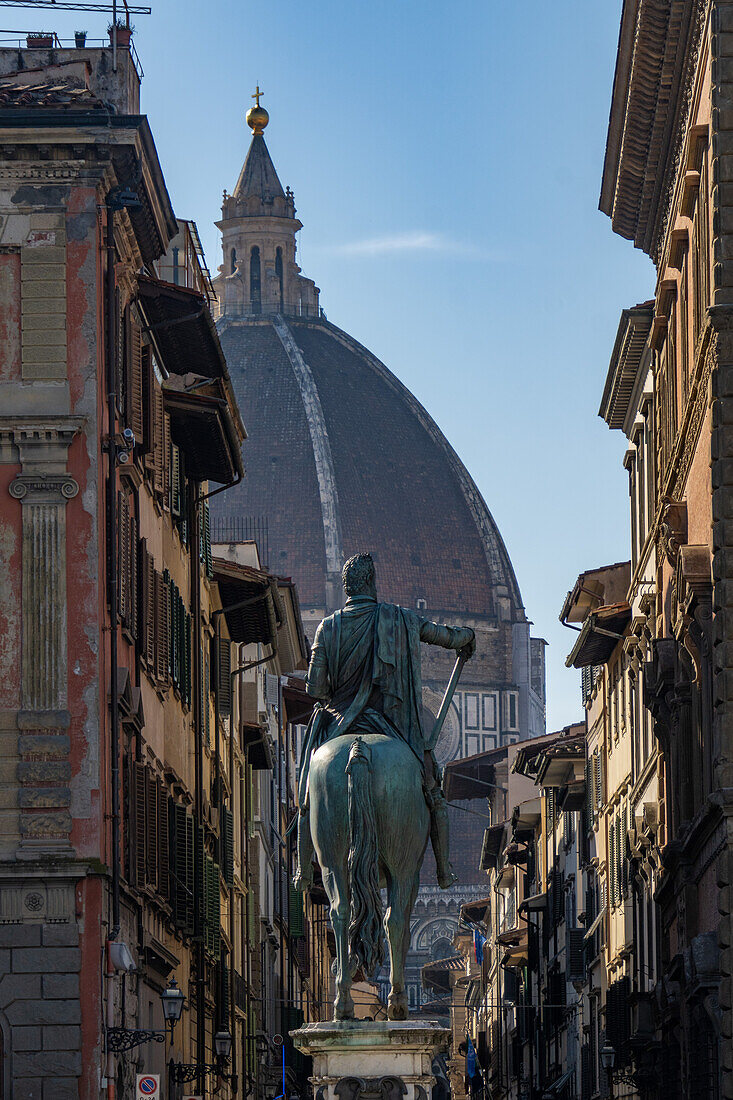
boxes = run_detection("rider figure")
[293,552,475,893]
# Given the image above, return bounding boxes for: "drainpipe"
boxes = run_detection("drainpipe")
[190,488,206,1098]
[104,199,120,1100]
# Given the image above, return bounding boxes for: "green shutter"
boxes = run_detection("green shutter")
[289,884,304,938]
[185,812,195,934]
[171,801,195,934]
[204,856,221,957]
[184,611,192,708]
[223,804,234,887]
[218,636,232,719]
[170,442,181,516]
[200,500,214,580]
[195,825,205,935]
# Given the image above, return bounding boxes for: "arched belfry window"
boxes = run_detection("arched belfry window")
[249,246,261,313]
[275,247,284,312]
[230,247,237,275]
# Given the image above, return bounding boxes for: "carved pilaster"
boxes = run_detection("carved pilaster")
[2,418,82,855]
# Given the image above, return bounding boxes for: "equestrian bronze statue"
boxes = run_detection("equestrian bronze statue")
[293,552,475,1021]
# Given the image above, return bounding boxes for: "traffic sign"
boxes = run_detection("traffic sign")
[136,1076,159,1098]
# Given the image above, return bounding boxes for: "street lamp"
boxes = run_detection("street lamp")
[161,978,185,1032]
[600,1042,616,1100]
[214,1030,233,1064]
[107,977,184,1053]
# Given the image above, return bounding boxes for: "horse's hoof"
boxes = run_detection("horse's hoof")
[293,866,313,893]
[334,993,355,1020]
[388,995,408,1021]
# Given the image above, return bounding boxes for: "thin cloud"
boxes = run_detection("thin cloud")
[323,231,484,258]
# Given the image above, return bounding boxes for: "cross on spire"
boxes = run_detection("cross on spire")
[252,85,264,107]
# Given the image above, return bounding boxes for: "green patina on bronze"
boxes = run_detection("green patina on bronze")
[294,553,474,1021]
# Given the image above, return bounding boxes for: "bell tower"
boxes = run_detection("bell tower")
[214,89,320,319]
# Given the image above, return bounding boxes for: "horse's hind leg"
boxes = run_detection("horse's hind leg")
[326,865,355,1020]
[385,870,420,1020]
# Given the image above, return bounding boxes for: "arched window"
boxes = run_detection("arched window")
[230,247,237,275]
[275,247,284,311]
[249,246,261,313]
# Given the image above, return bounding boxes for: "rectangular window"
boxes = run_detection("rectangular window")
[482,693,497,730]
[464,692,479,730]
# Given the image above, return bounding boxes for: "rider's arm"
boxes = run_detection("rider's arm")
[305,622,331,699]
[419,619,475,652]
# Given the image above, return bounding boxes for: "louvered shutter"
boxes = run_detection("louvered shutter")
[609,814,617,907]
[155,571,170,683]
[220,957,230,1030]
[151,385,165,497]
[567,928,585,982]
[289,884,304,937]
[141,344,154,456]
[581,1043,591,1100]
[158,781,170,901]
[217,636,231,719]
[141,545,155,667]
[195,825,205,934]
[202,649,210,744]
[171,443,181,517]
[200,500,214,579]
[222,804,234,886]
[594,752,602,814]
[184,611,192,708]
[546,788,555,833]
[146,767,159,891]
[128,513,138,643]
[184,812,195,934]
[133,761,147,888]
[117,491,130,625]
[128,317,144,445]
[622,803,629,893]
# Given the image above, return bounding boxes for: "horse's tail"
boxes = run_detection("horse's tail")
[346,737,383,978]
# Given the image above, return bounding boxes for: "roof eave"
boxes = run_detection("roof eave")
[599,0,640,218]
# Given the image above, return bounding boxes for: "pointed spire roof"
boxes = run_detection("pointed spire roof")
[232,132,286,204]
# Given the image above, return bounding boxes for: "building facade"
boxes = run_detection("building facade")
[0,40,330,1100]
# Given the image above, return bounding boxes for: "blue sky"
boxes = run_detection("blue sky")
[27,1,653,730]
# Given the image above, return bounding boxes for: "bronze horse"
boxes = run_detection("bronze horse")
[308,732,430,1021]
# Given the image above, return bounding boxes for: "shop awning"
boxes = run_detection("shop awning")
[163,386,243,484]
[583,910,604,941]
[241,722,273,770]
[518,891,548,916]
[565,603,631,669]
[480,823,506,870]
[461,896,491,924]
[137,274,228,380]
[213,559,281,647]
[444,749,498,801]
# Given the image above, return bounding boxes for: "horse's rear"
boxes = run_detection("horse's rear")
[309,732,430,1019]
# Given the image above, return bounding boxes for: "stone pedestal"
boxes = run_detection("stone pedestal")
[292,1020,451,1100]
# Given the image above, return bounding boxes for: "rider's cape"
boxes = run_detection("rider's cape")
[297,600,426,809]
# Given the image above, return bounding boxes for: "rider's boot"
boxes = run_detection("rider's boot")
[293,808,315,892]
[430,788,457,890]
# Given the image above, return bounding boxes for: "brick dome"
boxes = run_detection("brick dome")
[211,312,524,621]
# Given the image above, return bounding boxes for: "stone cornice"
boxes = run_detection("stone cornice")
[600,0,708,260]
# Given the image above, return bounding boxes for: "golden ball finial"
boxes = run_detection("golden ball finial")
[247,85,269,135]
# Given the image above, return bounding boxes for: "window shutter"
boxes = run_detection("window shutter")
[140,545,155,667]
[217,636,232,719]
[185,811,195,934]
[594,751,602,814]
[200,500,214,579]
[155,571,170,683]
[128,513,138,643]
[584,757,592,832]
[289,884,304,937]
[133,761,146,888]
[128,317,144,446]
[151,385,165,497]
[146,767,159,891]
[117,490,130,625]
[195,825,205,934]
[170,442,181,517]
[141,344,154,457]
[184,611,192,708]
[567,928,585,982]
[158,780,169,902]
[220,957,230,1030]
[222,804,234,887]
[202,649,210,744]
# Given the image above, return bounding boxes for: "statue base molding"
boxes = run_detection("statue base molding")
[291,1020,451,1100]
